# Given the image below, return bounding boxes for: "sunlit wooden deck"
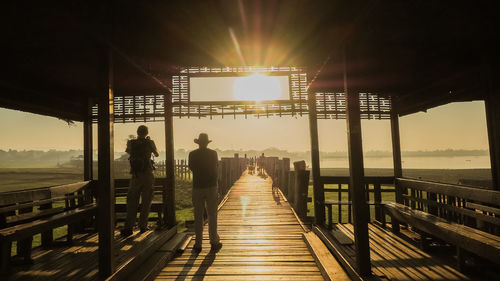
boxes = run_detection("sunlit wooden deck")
[330,223,470,281]
[7,228,169,281]
[155,172,327,281]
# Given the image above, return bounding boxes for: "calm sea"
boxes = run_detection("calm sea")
[320,155,490,169]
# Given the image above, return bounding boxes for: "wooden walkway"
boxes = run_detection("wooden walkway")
[155,172,327,281]
[335,223,469,281]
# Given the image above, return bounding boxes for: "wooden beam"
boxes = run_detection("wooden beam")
[164,92,176,227]
[0,90,84,121]
[97,47,115,278]
[344,50,371,276]
[308,90,325,226]
[485,95,500,190]
[303,231,351,281]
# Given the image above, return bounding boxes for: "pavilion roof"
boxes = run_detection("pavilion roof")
[0,1,498,120]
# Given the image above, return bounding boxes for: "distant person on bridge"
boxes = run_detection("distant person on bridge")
[121,125,159,237]
[189,133,222,252]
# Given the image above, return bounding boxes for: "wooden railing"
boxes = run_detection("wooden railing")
[153,160,192,181]
[258,156,397,226]
[320,176,395,227]
[218,156,247,202]
[0,181,96,272]
[258,157,312,220]
[395,177,500,235]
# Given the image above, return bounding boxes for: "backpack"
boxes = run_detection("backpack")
[129,139,151,175]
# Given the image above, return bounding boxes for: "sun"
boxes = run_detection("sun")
[233,74,282,101]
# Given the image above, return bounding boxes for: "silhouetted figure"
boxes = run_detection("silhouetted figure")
[188,133,222,252]
[121,125,159,237]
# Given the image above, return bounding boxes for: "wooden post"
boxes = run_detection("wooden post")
[390,106,404,201]
[97,47,115,278]
[373,183,382,222]
[282,158,290,196]
[40,202,53,247]
[164,92,176,227]
[80,101,94,232]
[288,171,296,203]
[485,95,500,190]
[344,50,371,276]
[18,206,33,262]
[84,102,93,181]
[308,89,325,226]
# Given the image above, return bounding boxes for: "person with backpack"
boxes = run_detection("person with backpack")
[188,133,222,252]
[121,125,159,237]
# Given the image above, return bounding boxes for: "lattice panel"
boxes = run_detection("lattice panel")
[314,93,391,120]
[92,92,390,122]
[92,66,391,122]
[359,93,392,119]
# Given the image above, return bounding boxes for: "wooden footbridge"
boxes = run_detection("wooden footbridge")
[155,171,347,281]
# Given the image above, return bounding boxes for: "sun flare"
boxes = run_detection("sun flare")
[233,74,282,101]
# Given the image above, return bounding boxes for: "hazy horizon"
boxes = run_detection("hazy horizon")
[0,100,490,155]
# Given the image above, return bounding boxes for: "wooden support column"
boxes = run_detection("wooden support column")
[79,99,94,232]
[344,51,371,276]
[390,105,403,202]
[84,100,93,181]
[308,90,325,226]
[164,92,176,227]
[485,95,500,190]
[97,48,115,278]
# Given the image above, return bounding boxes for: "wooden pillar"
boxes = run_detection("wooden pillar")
[164,92,176,227]
[390,105,403,202]
[485,95,500,190]
[97,47,115,278]
[308,90,325,226]
[84,101,93,181]
[344,51,371,276]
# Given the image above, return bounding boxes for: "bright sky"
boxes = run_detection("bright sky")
[191,75,290,101]
[0,100,489,153]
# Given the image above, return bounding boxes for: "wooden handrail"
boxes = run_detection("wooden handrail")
[320,176,395,185]
[0,181,91,206]
[397,177,500,205]
[0,193,88,214]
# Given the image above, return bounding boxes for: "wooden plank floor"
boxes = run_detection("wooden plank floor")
[7,228,165,281]
[335,223,470,281]
[155,172,325,281]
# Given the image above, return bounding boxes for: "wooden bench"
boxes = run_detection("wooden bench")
[0,181,96,274]
[384,178,500,270]
[114,178,166,226]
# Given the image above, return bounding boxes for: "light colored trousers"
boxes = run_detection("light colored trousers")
[125,172,154,230]
[192,185,220,246]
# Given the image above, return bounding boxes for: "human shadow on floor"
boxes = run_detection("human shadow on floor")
[191,251,216,281]
[174,250,199,281]
[174,249,217,281]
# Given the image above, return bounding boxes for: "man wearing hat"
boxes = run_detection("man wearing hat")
[188,133,222,252]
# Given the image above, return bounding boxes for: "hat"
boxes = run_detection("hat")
[194,133,212,145]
